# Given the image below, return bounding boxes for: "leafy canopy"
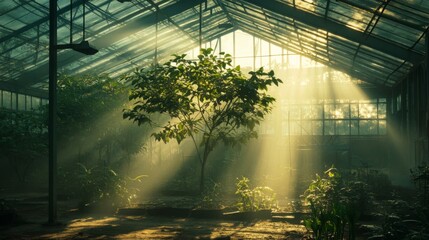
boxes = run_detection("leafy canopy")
[124,48,281,155]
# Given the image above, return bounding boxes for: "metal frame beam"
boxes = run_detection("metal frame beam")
[0,0,86,45]
[237,21,389,88]
[241,0,423,64]
[12,0,206,89]
[0,82,47,98]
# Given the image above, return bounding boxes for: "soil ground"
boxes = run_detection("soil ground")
[1,194,308,240]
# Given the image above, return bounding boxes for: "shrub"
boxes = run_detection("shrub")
[59,163,143,211]
[235,177,276,212]
[199,181,223,209]
[303,167,367,240]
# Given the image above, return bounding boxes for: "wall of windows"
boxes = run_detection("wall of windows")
[278,98,387,136]
[0,90,47,111]
[187,30,388,137]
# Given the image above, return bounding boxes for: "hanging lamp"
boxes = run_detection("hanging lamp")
[57,0,98,55]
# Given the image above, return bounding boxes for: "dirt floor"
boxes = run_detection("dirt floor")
[0,196,308,239]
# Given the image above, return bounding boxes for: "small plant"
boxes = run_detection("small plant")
[380,199,429,240]
[199,181,223,209]
[288,200,303,213]
[354,167,392,199]
[411,165,429,206]
[60,163,144,211]
[303,167,364,240]
[235,177,276,212]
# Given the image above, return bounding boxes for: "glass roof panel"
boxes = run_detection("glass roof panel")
[1,0,428,96]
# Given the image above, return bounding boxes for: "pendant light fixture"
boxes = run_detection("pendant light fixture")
[57,0,98,55]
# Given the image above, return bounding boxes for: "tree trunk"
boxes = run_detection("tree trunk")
[199,137,211,193]
[199,162,205,193]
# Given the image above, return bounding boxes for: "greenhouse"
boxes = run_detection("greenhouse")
[0,0,428,239]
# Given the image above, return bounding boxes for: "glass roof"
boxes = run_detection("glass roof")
[0,0,428,98]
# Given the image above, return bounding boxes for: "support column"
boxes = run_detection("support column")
[426,33,429,162]
[48,0,58,225]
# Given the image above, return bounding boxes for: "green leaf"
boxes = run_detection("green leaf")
[123,48,282,190]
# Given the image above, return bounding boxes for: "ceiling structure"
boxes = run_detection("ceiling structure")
[1,0,428,98]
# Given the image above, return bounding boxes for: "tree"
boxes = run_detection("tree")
[124,48,282,192]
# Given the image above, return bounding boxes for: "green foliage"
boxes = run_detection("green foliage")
[199,181,223,209]
[0,109,47,183]
[53,74,148,207]
[57,73,145,162]
[57,74,127,139]
[303,167,367,240]
[235,177,276,212]
[411,165,429,206]
[56,74,143,162]
[351,166,392,200]
[381,199,429,240]
[124,48,282,191]
[288,200,304,213]
[61,163,143,209]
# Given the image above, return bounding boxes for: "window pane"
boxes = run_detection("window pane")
[324,120,335,135]
[336,120,349,135]
[396,94,401,111]
[312,105,323,119]
[351,103,359,118]
[2,91,11,109]
[301,105,312,119]
[31,97,41,110]
[18,94,26,111]
[324,104,335,119]
[359,120,378,135]
[359,103,377,119]
[11,92,16,110]
[301,121,311,135]
[312,121,323,135]
[378,103,386,119]
[351,120,359,135]
[335,104,349,119]
[379,120,387,134]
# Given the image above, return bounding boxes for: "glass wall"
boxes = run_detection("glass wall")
[186,30,387,136]
[0,90,47,111]
[276,98,386,136]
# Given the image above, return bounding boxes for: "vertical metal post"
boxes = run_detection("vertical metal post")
[199,2,202,49]
[154,9,158,64]
[424,32,429,161]
[48,0,58,225]
[253,36,256,70]
[218,37,221,54]
[232,31,235,66]
[268,42,271,68]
